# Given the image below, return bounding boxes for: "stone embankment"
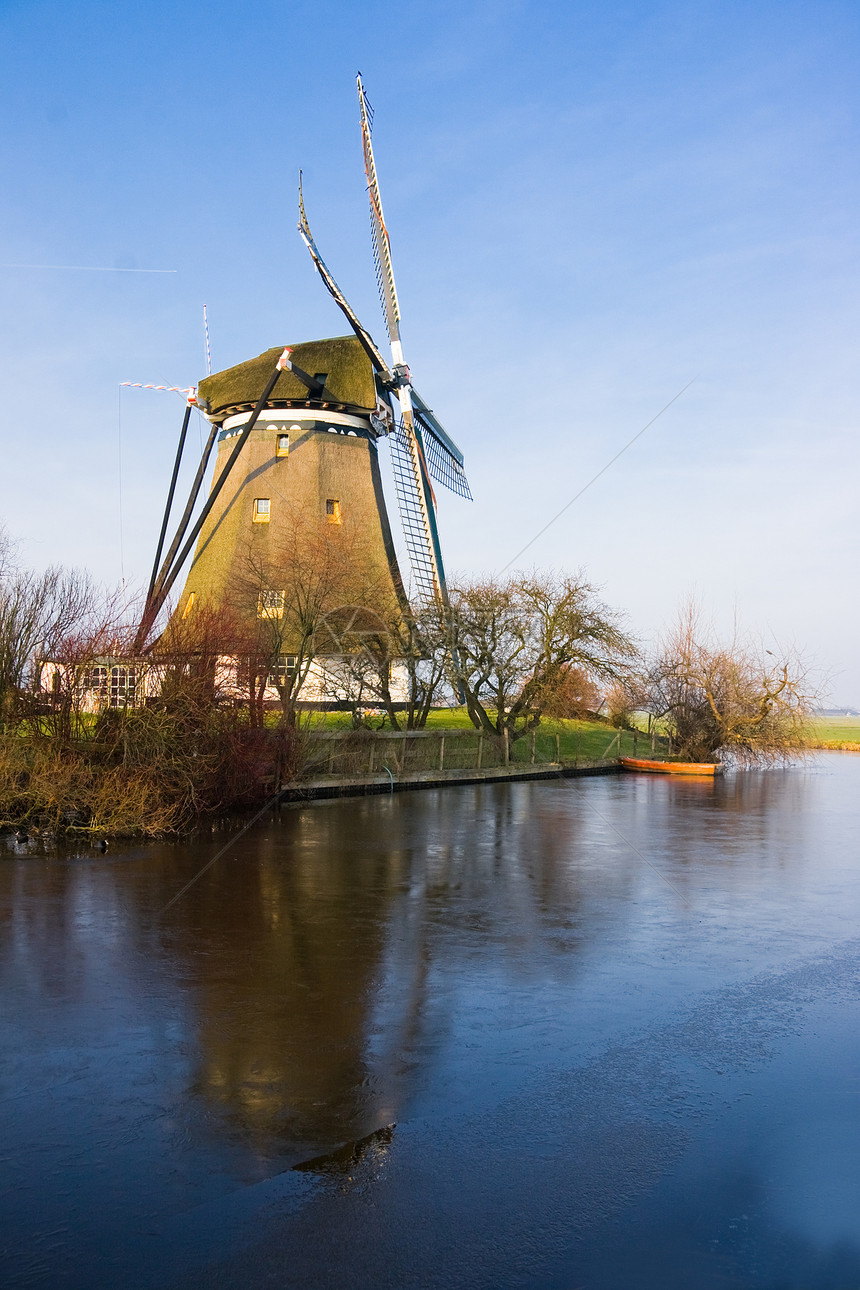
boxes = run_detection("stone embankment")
[280,759,619,802]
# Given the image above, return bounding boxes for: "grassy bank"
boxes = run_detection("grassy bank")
[302,709,669,776]
[807,716,860,751]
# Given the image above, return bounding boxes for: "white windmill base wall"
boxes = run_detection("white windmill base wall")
[37,656,410,713]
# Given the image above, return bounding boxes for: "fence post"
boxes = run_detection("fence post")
[368,740,375,773]
[531,730,536,764]
[439,735,445,771]
[556,732,561,764]
[633,729,638,756]
[328,739,335,774]
[504,728,510,766]
[477,733,483,768]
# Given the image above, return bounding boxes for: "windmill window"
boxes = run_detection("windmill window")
[257,590,285,619]
[272,654,298,683]
[109,666,136,709]
[276,434,290,458]
[326,499,341,524]
[253,498,271,523]
[86,666,108,695]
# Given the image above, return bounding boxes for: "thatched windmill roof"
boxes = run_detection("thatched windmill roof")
[198,335,376,417]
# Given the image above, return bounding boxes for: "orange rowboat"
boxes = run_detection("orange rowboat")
[620,757,721,776]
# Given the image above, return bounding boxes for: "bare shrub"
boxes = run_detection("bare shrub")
[645,602,819,765]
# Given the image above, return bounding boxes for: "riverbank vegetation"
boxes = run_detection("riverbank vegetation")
[0,525,825,838]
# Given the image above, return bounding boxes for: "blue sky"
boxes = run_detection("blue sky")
[2,0,858,699]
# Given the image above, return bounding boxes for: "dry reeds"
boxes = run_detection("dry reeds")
[0,708,304,838]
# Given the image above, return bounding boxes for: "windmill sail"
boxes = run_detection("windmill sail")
[298,179,472,503]
[356,74,447,603]
[411,391,473,500]
[358,78,401,343]
[298,176,393,383]
[297,82,473,602]
[389,422,441,604]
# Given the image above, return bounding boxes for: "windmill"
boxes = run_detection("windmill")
[135,76,470,657]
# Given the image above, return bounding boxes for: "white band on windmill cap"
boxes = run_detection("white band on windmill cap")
[221,408,370,432]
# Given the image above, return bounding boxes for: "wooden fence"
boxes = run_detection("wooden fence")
[301,727,626,779]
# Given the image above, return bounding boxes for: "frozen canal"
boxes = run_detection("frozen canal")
[2,754,860,1288]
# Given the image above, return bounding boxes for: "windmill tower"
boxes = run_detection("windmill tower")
[136,77,471,659]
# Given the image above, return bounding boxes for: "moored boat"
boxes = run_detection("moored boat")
[620,757,721,776]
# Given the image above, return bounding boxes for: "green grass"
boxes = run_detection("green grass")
[528,717,670,763]
[302,708,669,766]
[809,716,860,746]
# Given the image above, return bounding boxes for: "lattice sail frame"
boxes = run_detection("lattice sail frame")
[389,421,439,605]
[358,79,401,342]
[414,410,472,500]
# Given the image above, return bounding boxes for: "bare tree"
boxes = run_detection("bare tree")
[645,601,818,764]
[319,603,453,730]
[231,518,397,727]
[446,571,637,742]
[0,530,119,731]
[34,585,137,742]
[388,606,453,729]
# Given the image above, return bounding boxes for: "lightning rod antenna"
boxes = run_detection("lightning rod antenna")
[203,304,212,375]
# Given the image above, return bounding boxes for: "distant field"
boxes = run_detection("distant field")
[810,716,860,747]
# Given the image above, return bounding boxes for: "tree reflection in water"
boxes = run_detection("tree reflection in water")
[3,763,850,1290]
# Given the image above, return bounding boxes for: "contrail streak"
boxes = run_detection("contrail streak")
[0,263,177,273]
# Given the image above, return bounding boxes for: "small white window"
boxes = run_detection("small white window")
[326,498,341,524]
[257,590,285,619]
[86,666,108,695]
[109,666,136,709]
[276,434,290,458]
[272,654,298,683]
[253,498,271,523]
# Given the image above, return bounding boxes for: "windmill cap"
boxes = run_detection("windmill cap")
[198,335,376,417]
